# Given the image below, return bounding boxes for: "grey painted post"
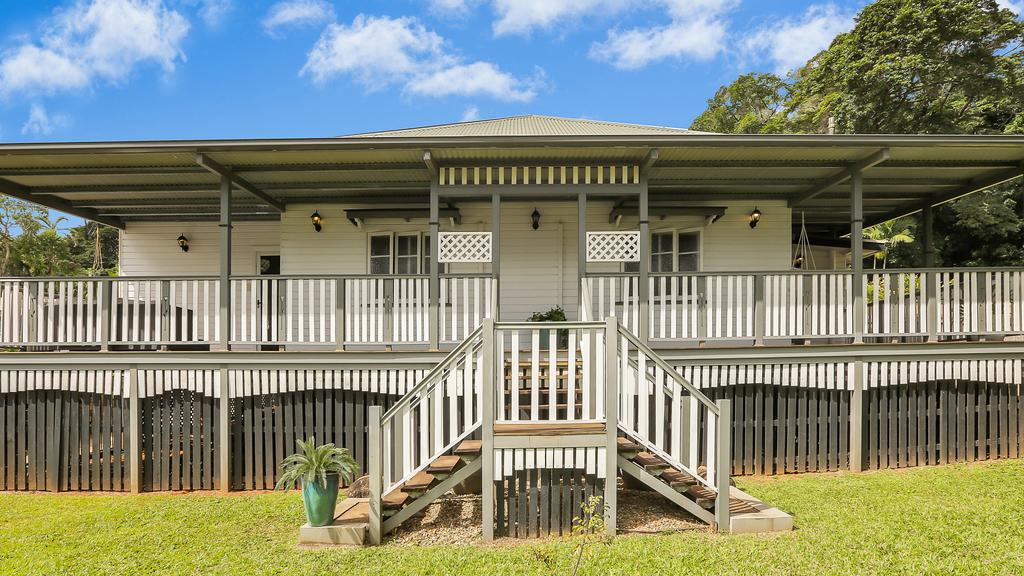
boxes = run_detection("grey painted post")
[218,175,233,351]
[923,206,938,342]
[850,171,865,344]
[367,405,382,545]
[578,191,587,320]
[334,278,345,350]
[603,316,619,535]
[100,278,112,351]
[480,317,495,541]
[753,274,765,346]
[491,191,500,321]
[715,398,731,532]
[638,177,650,341]
[849,358,864,472]
[128,364,142,494]
[429,181,440,349]
[160,279,171,346]
[218,364,231,492]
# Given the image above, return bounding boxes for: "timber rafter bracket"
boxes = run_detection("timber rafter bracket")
[196,153,286,212]
[789,148,890,207]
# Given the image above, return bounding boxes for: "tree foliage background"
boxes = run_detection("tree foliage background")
[0,197,118,277]
[692,0,1024,268]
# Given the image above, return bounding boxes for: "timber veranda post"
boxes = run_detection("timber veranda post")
[368,405,382,546]
[603,316,619,535]
[480,317,496,541]
[714,398,731,532]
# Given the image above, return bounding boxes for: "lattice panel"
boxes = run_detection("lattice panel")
[587,231,640,262]
[438,232,492,263]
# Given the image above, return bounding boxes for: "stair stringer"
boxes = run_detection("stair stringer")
[382,453,482,535]
[617,455,715,524]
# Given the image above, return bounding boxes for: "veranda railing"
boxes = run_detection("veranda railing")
[0,274,496,349]
[582,267,1024,344]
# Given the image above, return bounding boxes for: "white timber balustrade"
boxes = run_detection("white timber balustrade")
[493,321,607,423]
[439,275,496,343]
[0,278,104,346]
[616,326,724,491]
[375,326,484,496]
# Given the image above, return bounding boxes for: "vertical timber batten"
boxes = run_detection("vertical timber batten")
[850,171,864,344]
[218,364,230,492]
[218,175,232,351]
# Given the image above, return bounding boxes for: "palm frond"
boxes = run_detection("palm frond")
[274,437,360,491]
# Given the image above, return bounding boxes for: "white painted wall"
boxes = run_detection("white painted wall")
[119,221,281,276]
[118,200,792,321]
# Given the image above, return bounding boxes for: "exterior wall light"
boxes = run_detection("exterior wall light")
[311,211,323,232]
[749,207,762,229]
[531,208,540,230]
[177,234,189,253]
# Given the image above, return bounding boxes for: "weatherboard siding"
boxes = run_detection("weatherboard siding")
[120,221,280,277]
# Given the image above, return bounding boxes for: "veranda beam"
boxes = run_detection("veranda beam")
[863,162,1024,227]
[196,153,286,212]
[0,176,125,229]
[789,148,890,207]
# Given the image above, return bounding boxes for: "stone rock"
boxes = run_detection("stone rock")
[696,465,736,487]
[346,475,370,498]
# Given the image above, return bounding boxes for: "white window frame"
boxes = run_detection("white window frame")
[367,232,443,275]
[623,227,703,273]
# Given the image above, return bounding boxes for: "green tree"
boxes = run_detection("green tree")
[692,0,1024,267]
[865,217,916,268]
[690,73,791,134]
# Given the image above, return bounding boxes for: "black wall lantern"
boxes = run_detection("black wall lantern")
[749,207,762,229]
[311,211,323,232]
[177,234,189,253]
[531,208,540,230]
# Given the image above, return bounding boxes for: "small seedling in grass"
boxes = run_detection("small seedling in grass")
[570,495,610,576]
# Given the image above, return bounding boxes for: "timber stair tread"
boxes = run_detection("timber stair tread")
[616,437,642,454]
[427,455,461,475]
[404,471,436,492]
[336,501,369,524]
[633,451,670,471]
[454,439,481,455]
[382,490,409,509]
[494,422,604,435]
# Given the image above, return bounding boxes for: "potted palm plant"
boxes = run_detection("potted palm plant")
[275,437,359,527]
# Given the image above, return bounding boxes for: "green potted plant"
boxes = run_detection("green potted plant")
[275,437,359,527]
[528,306,569,348]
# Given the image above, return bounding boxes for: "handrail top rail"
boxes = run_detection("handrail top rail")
[584,266,1024,278]
[495,321,606,330]
[617,323,720,416]
[0,273,495,282]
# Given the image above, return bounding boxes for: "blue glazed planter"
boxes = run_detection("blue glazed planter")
[302,474,340,527]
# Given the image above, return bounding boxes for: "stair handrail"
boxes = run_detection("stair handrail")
[616,325,719,416]
[380,324,483,423]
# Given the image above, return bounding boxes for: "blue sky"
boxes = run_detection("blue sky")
[0,0,984,142]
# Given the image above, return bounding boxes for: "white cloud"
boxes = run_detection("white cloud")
[302,14,540,101]
[460,105,480,121]
[492,0,631,36]
[197,0,233,27]
[21,103,69,136]
[429,0,480,16]
[407,62,539,102]
[263,0,335,36]
[590,16,726,69]
[743,4,854,73]
[999,0,1024,14]
[0,0,189,98]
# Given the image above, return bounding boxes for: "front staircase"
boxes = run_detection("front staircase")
[302,318,791,545]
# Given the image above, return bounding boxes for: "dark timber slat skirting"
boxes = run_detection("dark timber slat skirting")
[494,469,604,538]
[1,379,1022,491]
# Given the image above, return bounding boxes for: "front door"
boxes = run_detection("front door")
[258,254,281,349]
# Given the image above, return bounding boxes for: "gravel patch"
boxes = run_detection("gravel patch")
[384,488,705,546]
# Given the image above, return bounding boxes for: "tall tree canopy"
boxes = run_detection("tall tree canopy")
[692,0,1024,267]
[0,197,118,277]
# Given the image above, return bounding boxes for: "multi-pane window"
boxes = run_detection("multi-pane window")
[368,232,444,275]
[624,230,701,273]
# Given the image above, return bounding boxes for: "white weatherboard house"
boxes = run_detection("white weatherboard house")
[1,115,1023,542]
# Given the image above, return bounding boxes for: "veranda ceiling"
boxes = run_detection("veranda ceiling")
[0,132,1021,237]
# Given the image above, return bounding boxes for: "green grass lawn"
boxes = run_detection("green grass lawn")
[3,460,1024,575]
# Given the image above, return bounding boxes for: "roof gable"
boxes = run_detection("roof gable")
[340,115,711,138]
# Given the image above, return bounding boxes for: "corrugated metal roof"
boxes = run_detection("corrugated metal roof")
[342,115,711,138]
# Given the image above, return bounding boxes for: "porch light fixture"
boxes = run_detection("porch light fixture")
[177,234,189,253]
[749,207,762,229]
[531,208,540,230]
[311,211,323,232]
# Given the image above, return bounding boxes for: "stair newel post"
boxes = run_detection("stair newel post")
[714,398,731,533]
[603,316,619,536]
[480,317,496,541]
[368,405,383,546]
